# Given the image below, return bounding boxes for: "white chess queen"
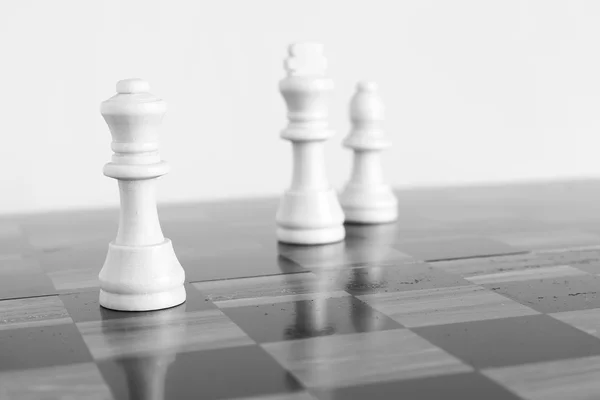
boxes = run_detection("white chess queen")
[98,79,186,311]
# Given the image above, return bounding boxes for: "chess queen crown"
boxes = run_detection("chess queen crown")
[100,78,170,180]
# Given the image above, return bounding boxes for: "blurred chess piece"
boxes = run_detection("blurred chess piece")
[99,78,186,311]
[101,303,188,400]
[340,81,398,224]
[276,43,345,245]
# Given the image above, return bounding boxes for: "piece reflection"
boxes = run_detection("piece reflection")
[99,303,188,400]
[278,242,345,339]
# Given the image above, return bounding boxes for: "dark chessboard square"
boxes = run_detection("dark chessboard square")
[394,236,523,262]
[0,362,113,399]
[313,372,523,400]
[0,272,57,301]
[571,258,600,275]
[491,230,600,252]
[413,314,600,369]
[486,274,600,313]
[37,244,108,294]
[37,244,107,274]
[22,210,117,252]
[333,263,471,296]
[0,255,56,300]
[97,345,302,400]
[181,247,306,283]
[221,295,402,344]
[0,323,92,371]
[0,223,30,256]
[60,283,216,323]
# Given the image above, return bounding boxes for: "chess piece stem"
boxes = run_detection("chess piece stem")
[116,180,165,246]
[291,143,329,190]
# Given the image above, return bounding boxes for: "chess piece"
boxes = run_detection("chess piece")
[276,43,345,245]
[99,78,186,311]
[340,81,398,224]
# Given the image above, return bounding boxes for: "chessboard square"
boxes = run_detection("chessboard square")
[550,308,600,338]
[23,212,117,252]
[232,393,317,400]
[38,245,107,274]
[482,354,600,400]
[431,252,558,279]
[413,314,600,369]
[182,247,306,283]
[485,274,600,313]
[221,295,402,344]
[277,242,348,270]
[61,283,215,323]
[491,230,600,251]
[261,329,472,389]
[0,222,29,255]
[573,259,600,275]
[0,255,56,300]
[333,263,471,296]
[193,272,330,307]
[280,225,415,270]
[0,295,72,331]
[465,264,589,285]
[38,245,107,293]
[358,285,539,328]
[390,214,452,240]
[48,268,101,292]
[0,273,57,301]
[556,247,600,274]
[312,372,524,400]
[0,222,24,239]
[77,307,254,360]
[0,323,92,372]
[393,236,522,262]
[97,345,303,400]
[0,362,113,399]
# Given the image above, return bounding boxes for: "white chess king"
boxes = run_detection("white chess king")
[276,43,345,245]
[339,81,398,224]
[98,78,186,311]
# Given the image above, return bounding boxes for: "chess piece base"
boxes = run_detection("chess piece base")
[277,225,345,245]
[276,188,345,245]
[342,205,398,224]
[340,185,398,224]
[99,239,186,311]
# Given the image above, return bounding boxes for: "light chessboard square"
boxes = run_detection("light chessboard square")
[261,329,472,389]
[358,285,539,328]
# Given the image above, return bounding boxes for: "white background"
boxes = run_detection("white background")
[2,0,600,215]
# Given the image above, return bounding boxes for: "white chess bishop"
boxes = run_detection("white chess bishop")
[276,43,345,245]
[98,78,186,311]
[339,81,398,224]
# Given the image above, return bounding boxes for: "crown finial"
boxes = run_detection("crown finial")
[357,81,378,92]
[116,78,150,94]
[284,42,328,76]
[350,80,384,123]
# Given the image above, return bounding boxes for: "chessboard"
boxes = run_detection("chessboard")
[4,179,600,399]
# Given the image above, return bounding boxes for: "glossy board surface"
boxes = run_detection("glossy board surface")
[4,180,600,399]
